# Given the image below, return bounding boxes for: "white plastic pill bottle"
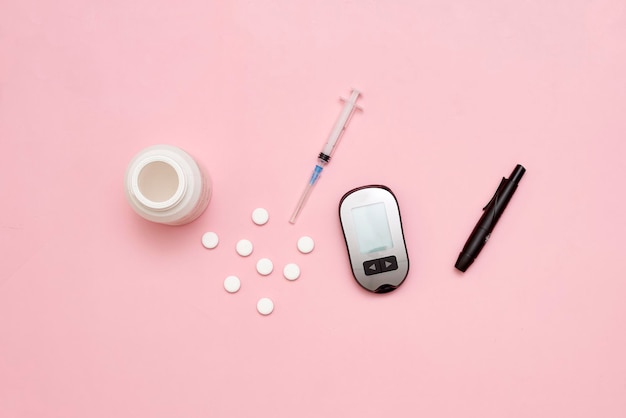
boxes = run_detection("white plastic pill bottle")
[125,144,211,225]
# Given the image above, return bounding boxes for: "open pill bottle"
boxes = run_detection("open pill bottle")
[125,145,211,225]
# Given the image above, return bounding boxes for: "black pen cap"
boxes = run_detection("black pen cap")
[510,164,526,185]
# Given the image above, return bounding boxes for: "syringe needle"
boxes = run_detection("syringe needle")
[289,182,315,224]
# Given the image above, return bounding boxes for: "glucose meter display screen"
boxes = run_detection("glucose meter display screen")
[351,202,394,254]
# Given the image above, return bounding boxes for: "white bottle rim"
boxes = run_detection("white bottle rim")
[125,144,211,225]
[130,155,187,211]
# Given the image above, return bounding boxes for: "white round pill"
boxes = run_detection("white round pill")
[236,239,253,257]
[201,232,219,249]
[256,258,274,276]
[283,263,300,281]
[223,275,241,293]
[252,208,269,225]
[297,236,315,254]
[257,297,274,315]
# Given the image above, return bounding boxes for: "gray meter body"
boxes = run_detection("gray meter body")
[339,185,409,293]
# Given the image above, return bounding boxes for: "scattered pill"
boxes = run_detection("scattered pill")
[283,263,300,281]
[201,232,219,249]
[297,236,315,254]
[236,239,254,257]
[256,258,274,276]
[223,276,241,293]
[257,297,274,315]
[252,208,269,225]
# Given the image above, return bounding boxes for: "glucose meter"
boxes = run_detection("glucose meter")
[339,185,409,293]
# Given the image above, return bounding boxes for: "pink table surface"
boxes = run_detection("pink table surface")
[1,1,625,417]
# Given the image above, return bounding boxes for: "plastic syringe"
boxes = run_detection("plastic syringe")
[289,89,362,224]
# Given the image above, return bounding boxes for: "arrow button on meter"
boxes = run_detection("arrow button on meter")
[380,256,398,272]
[363,259,381,276]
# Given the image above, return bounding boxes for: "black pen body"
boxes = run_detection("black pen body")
[455,165,525,272]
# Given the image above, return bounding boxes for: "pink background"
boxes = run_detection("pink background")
[1,1,626,417]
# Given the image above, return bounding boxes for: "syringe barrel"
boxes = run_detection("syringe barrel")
[321,89,361,157]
